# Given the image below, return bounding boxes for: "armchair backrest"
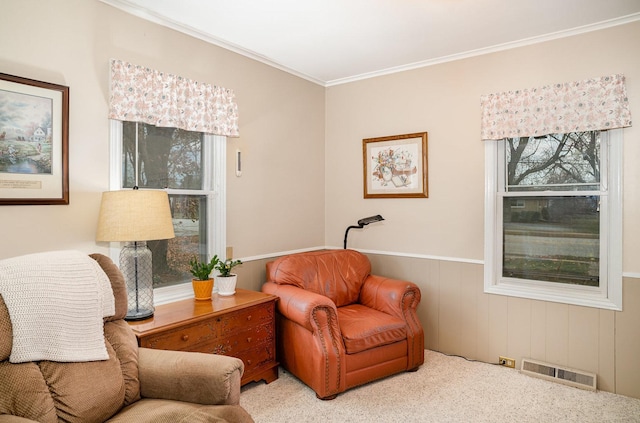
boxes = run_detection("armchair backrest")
[0,253,140,423]
[266,249,371,307]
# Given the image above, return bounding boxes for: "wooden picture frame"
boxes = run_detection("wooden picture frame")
[0,73,69,205]
[363,132,428,198]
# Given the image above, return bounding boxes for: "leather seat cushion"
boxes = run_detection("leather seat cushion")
[337,304,407,354]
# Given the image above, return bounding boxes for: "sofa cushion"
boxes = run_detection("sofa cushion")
[0,345,126,423]
[107,398,254,423]
[39,348,126,423]
[267,250,371,307]
[105,320,142,406]
[337,304,407,354]
[0,361,58,422]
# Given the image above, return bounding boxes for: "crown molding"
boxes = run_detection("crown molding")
[325,12,640,86]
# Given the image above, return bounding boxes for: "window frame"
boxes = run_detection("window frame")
[483,129,622,310]
[108,120,226,304]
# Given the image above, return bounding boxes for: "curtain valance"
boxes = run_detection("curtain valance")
[480,74,632,140]
[108,59,239,137]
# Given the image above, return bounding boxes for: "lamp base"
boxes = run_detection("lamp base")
[124,309,154,321]
[120,241,155,321]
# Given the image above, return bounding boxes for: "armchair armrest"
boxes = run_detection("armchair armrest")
[360,275,421,318]
[261,281,346,398]
[360,275,424,369]
[138,348,244,405]
[261,282,339,334]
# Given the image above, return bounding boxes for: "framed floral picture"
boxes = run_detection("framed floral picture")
[0,73,69,205]
[363,132,428,198]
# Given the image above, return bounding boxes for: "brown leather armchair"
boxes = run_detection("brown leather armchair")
[0,252,253,423]
[261,249,424,399]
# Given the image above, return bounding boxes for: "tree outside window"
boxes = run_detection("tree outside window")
[122,122,209,288]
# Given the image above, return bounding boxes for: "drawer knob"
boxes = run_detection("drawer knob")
[181,334,189,341]
[247,337,252,343]
[247,359,252,365]
[246,315,252,321]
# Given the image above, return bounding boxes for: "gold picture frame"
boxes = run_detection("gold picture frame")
[363,132,428,198]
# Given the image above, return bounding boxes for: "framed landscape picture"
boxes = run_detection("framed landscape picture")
[0,73,69,205]
[363,132,428,198]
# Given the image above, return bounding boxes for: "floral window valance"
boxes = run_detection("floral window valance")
[480,74,632,140]
[108,59,239,137]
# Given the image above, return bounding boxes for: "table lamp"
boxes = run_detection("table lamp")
[96,188,175,320]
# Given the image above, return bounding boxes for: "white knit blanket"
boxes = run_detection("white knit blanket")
[0,250,115,363]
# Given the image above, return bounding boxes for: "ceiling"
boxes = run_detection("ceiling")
[101,0,640,86]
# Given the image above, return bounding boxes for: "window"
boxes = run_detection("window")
[484,130,622,310]
[109,121,226,302]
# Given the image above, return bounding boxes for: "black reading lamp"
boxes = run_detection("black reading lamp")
[343,215,385,249]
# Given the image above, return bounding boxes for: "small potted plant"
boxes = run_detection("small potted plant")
[189,255,219,300]
[214,258,243,296]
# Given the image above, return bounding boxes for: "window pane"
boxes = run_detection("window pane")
[506,132,600,192]
[148,194,207,288]
[503,196,599,286]
[122,122,203,189]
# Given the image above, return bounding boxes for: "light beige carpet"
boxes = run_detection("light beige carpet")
[240,350,640,422]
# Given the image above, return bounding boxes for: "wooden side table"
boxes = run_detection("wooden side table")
[128,289,278,386]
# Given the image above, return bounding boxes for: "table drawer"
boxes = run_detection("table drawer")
[140,321,217,350]
[196,323,272,353]
[235,343,276,375]
[217,303,273,336]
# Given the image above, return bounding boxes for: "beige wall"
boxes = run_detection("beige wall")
[2,0,639,400]
[325,22,640,398]
[325,22,640,263]
[0,0,325,259]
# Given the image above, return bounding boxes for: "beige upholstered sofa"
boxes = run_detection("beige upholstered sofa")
[0,252,254,423]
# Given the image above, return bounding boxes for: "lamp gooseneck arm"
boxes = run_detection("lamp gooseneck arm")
[343,225,363,249]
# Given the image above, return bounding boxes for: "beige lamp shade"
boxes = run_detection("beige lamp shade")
[96,190,175,242]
